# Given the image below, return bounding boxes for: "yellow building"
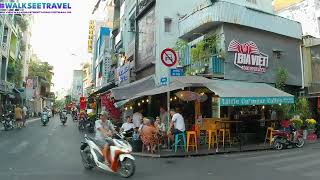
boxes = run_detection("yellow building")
[273,0,304,11]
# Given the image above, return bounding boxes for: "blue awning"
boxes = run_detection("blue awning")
[205,80,295,106]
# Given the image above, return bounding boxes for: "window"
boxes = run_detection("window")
[164,18,172,32]
[246,0,257,4]
[2,26,8,44]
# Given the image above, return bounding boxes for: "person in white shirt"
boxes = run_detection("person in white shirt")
[121,116,134,136]
[167,109,186,140]
[94,111,116,165]
[132,110,143,128]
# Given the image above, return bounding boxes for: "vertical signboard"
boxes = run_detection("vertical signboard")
[88,20,94,53]
[102,54,111,85]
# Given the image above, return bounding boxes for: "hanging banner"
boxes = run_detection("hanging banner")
[100,93,121,119]
[79,97,86,110]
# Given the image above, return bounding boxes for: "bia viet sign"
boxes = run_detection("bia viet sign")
[228,40,268,73]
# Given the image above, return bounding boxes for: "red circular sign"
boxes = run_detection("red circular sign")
[161,48,177,67]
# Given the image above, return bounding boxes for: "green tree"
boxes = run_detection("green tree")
[295,97,311,121]
[28,60,53,84]
[275,67,288,91]
[274,67,293,119]
[7,59,23,87]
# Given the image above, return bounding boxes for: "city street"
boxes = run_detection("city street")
[0,115,319,180]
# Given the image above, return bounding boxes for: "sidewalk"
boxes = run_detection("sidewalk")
[132,140,320,158]
[0,117,40,130]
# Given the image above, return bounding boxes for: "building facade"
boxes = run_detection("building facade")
[71,70,84,104]
[276,0,320,38]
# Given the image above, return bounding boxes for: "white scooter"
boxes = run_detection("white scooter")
[80,133,135,178]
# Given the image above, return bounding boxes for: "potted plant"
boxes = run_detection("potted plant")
[306,118,317,133]
[290,117,303,130]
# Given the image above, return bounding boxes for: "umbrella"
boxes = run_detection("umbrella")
[175,91,200,101]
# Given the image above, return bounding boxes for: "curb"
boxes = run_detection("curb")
[132,147,273,158]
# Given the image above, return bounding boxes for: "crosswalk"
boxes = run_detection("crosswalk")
[232,148,320,178]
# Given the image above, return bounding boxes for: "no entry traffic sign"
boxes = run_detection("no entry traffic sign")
[161,48,177,67]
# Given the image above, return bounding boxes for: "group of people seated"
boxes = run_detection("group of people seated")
[120,108,186,153]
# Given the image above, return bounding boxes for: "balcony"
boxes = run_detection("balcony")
[184,56,224,77]
[179,1,302,41]
[309,82,320,94]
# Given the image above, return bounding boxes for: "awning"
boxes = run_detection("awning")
[205,79,294,106]
[113,76,212,107]
[113,76,295,107]
[90,82,115,96]
[110,75,156,100]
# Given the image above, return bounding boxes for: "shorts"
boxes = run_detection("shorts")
[95,138,114,148]
[171,129,184,135]
[16,118,22,122]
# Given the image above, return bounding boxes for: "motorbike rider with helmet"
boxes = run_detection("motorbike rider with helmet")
[95,111,116,165]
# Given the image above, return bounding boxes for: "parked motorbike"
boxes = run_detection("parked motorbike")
[1,111,14,131]
[80,133,135,178]
[272,127,305,150]
[41,111,49,126]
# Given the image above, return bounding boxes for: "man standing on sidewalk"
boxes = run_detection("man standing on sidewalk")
[22,105,28,127]
[15,104,23,129]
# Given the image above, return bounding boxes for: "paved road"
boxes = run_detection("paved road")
[1,115,320,180]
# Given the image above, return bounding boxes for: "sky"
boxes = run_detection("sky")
[28,0,98,96]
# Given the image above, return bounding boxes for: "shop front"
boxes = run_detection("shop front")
[113,76,294,154]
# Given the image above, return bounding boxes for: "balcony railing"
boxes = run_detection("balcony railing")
[210,56,224,74]
[309,82,320,94]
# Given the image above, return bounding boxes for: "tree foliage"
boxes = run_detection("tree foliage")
[275,67,288,91]
[274,67,293,119]
[7,59,23,87]
[295,97,311,121]
[190,35,217,63]
[28,60,53,84]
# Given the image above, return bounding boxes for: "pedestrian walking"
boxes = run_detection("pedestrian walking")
[15,104,23,129]
[22,105,28,127]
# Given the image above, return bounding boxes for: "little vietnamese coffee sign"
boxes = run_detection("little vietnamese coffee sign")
[228,40,269,73]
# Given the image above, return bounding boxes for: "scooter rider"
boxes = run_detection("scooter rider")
[95,111,116,165]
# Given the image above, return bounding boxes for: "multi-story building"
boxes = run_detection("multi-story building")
[276,0,320,38]
[71,70,84,104]
[0,11,31,107]
[82,61,93,97]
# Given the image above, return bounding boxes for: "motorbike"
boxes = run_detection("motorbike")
[1,111,14,131]
[41,111,49,126]
[61,111,67,125]
[272,127,305,150]
[78,117,86,131]
[80,133,135,178]
[73,112,78,121]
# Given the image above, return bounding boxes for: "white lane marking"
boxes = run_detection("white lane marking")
[257,152,320,166]
[8,141,29,154]
[276,158,320,171]
[25,118,41,124]
[235,150,304,161]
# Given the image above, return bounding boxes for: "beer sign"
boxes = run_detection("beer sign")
[228,40,268,73]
